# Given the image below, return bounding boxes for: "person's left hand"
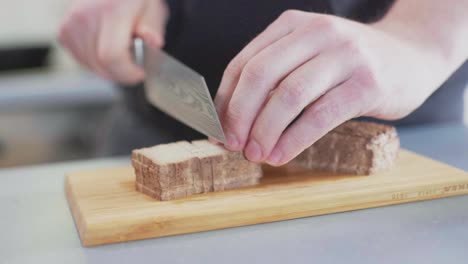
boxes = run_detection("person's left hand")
[213,10,449,166]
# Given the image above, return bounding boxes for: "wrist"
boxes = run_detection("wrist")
[372,15,467,71]
[369,18,457,96]
[372,19,443,59]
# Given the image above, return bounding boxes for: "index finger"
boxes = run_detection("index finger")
[214,11,306,140]
[266,80,371,166]
[96,10,144,84]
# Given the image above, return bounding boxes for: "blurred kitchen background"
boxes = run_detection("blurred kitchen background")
[0,0,120,168]
[0,1,467,168]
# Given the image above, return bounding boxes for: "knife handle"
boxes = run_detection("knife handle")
[132,38,144,67]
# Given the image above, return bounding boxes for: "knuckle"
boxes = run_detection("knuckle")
[341,40,384,105]
[97,49,122,66]
[251,123,269,144]
[279,9,306,23]
[341,39,362,56]
[278,77,308,107]
[242,61,268,84]
[342,39,373,68]
[69,8,91,25]
[280,9,299,20]
[343,81,374,115]
[224,57,244,79]
[59,4,100,43]
[225,102,245,128]
[313,16,340,34]
[353,65,380,92]
[310,103,341,130]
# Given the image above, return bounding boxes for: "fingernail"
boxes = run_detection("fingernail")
[267,149,283,165]
[245,139,263,162]
[226,133,239,149]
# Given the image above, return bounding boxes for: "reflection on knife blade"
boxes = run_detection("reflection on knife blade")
[140,43,226,143]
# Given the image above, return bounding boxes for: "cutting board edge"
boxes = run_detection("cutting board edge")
[76,179,468,247]
[65,176,90,246]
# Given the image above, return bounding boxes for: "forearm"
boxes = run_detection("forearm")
[374,0,468,72]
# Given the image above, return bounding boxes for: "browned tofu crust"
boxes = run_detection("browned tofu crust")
[293,120,399,175]
[132,140,262,200]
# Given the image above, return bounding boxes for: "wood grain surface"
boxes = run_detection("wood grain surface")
[65,150,468,247]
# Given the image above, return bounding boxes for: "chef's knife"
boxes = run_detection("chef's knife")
[134,39,226,143]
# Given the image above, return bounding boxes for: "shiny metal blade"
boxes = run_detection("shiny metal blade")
[142,44,226,143]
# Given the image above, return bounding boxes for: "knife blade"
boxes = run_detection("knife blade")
[136,40,226,143]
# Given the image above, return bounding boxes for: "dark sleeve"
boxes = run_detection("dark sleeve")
[164,0,183,48]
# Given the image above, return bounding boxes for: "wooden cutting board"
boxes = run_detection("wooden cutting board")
[66,150,468,247]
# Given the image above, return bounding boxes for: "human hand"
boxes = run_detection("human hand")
[214,10,449,166]
[59,0,168,84]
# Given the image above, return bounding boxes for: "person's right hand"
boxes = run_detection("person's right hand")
[59,0,168,84]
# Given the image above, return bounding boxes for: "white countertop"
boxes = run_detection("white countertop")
[0,123,467,264]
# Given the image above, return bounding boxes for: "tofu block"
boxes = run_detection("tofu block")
[292,120,399,175]
[132,140,262,200]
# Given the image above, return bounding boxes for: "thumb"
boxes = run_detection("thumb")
[135,0,168,48]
